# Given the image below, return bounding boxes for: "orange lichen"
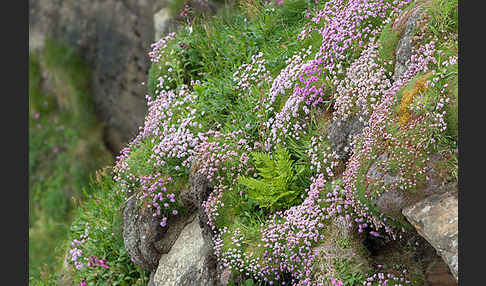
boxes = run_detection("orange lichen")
[397,72,432,126]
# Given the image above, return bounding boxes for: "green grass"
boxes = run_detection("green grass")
[152,0,312,133]
[66,168,150,285]
[29,41,113,282]
[377,22,402,75]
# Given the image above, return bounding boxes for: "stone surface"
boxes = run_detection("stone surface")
[402,190,458,281]
[123,194,193,271]
[153,217,216,286]
[154,8,178,41]
[392,3,427,80]
[366,153,454,219]
[328,115,365,161]
[29,0,166,152]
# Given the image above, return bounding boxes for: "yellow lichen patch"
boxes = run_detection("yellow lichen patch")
[397,72,432,126]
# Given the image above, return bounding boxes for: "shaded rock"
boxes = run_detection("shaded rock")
[328,115,365,161]
[366,227,448,285]
[123,196,165,271]
[392,3,427,80]
[312,217,371,283]
[148,271,157,286]
[425,256,457,286]
[153,217,217,286]
[402,189,458,281]
[123,194,194,271]
[366,153,454,219]
[29,0,165,152]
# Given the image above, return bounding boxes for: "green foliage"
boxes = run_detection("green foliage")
[68,169,150,285]
[377,22,401,74]
[29,42,113,281]
[42,39,96,127]
[426,0,458,35]
[148,0,312,133]
[333,258,367,286]
[238,147,305,212]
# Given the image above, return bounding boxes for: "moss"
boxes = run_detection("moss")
[397,72,432,126]
[377,22,402,74]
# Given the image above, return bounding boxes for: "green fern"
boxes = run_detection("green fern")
[238,147,305,212]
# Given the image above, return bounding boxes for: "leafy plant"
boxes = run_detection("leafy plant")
[333,258,367,286]
[238,146,305,212]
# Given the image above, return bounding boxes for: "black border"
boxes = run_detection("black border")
[7,0,29,284]
[458,0,478,285]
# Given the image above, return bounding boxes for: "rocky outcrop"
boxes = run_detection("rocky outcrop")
[153,217,216,286]
[328,115,365,161]
[123,194,193,271]
[366,153,455,219]
[145,166,219,285]
[29,0,168,152]
[392,1,428,80]
[402,189,458,281]
[30,0,223,152]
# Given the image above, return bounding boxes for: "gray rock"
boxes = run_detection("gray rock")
[154,8,178,41]
[123,194,194,271]
[393,4,426,80]
[402,189,458,281]
[148,271,157,286]
[328,115,365,161]
[29,0,166,152]
[366,153,454,219]
[123,196,165,271]
[153,217,217,286]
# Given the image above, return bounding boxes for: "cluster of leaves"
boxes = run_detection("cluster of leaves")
[66,168,150,285]
[238,147,307,212]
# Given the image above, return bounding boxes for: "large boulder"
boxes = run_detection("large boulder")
[29,0,166,152]
[123,194,194,271]
[402,189,458,281]
[153,217,217,286]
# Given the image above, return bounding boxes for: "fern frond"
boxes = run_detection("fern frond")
[238,146,306,212]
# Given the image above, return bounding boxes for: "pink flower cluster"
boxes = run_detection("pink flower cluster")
[233,52,273,93]
[332,39,392,123]
[109,0,457,284]
[148,32,176,63]
[340,40,440,238]
[69,223,91,270]
[363,270,411,285]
